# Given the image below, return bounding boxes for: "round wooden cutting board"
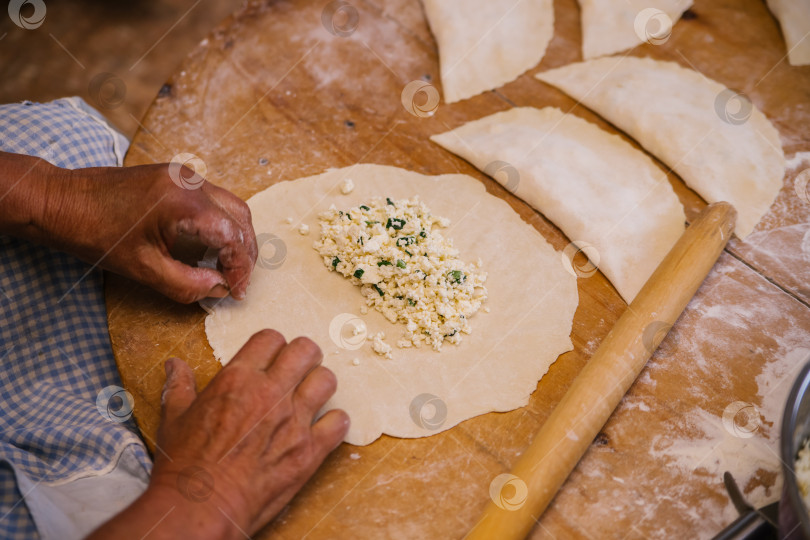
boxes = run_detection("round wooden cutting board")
[107,0,810,537]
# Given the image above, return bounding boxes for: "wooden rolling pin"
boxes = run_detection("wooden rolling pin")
[467,201,736,539]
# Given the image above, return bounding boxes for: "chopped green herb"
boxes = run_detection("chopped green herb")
[407,298,416,306]
[396,236,415,247]
[338,210,344,216]
[365,220,379,226]
[386,197,395,206]
[396,259,406,269]
[447,270,466,284]
[354,269,364,279]
[445,329,458,337]
[404,249,413,257]
[372,284,384,296]
[386,217,406,230]
[395,295,404,300]
[347,213,352,220]
[419,229,427,238]
[377,260,392,266]
[357,236,364,245]
[359,205,370,211]
[331,257,340,268]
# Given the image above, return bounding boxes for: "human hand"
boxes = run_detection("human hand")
[41,160,257,302]
[155,330,348,535]
[88,330,349,540]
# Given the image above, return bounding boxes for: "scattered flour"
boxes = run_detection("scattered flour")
[785,151,810,170]
[553,257,810,539]
[641,257,810,533]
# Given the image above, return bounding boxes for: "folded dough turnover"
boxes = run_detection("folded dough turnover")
[579,0,693,59]
[421,0,554,103]
[431,107,686,303]
[536,57,785,238]
[766,0,810,66]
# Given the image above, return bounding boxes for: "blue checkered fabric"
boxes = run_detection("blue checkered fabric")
[0,98,151,539]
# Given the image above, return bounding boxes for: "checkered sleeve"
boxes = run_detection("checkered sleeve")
[0,98,152,539]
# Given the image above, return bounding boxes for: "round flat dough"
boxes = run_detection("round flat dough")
[202,164,578,445]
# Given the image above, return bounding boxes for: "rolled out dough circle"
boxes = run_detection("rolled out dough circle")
[202,164,578,445]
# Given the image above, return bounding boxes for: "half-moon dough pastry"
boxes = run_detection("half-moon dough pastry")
[202,164,578,446]
[421,0,554,103]
[536,56,785,238]
[579,0,692,59]
[766,0,810,66]
[431,107,685,303]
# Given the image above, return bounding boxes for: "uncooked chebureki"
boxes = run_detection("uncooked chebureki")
[766,0,810,66]
[578,0,693,59]
[536,57,785,238]
[431,106,686,303]
[202,165,578,445]
[421,0,554,103]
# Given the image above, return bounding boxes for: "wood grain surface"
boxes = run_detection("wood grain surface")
[470,202,737,539]
[107,0,810,537]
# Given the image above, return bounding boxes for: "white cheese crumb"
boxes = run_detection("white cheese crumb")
[340,178,355,194]
[360,305,368,315]
[352,321,366,336]
[351,358,360,366]
[349,453,361,460]
[313,196,488,352]
[298,223,310,235]
[483,306,490,313]
[285,217,294,224]
[371,332,392,359]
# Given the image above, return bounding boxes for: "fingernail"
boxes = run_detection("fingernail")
[207,284,229,298]
[165,358,175,378]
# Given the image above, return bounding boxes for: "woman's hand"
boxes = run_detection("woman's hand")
[88,330,349,539]
[1,151,257,303]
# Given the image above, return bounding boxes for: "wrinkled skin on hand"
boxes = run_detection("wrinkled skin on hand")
[89,331,349,539]
[41,162,258,303]
[154,331,349,531]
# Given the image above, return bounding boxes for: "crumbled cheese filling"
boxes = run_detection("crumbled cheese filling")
[313,196,488,352]
[341,178,355,194]
[370,332,392,359]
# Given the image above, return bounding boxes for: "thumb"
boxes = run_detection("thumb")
[161,357,197,427]
[152,252,230,304]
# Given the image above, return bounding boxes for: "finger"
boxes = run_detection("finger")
[177,210,255,301]
[204,185,258,278]
[310,409,350,454]
[265,337,323,395]
[227,329,288,372]
[293,366,338,420]
[162,257,229,303]
[204,183,253,234]
[161,357,197,427]
[140,249,228,304]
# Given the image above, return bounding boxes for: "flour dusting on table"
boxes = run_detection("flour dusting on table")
[641,256,810,533]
